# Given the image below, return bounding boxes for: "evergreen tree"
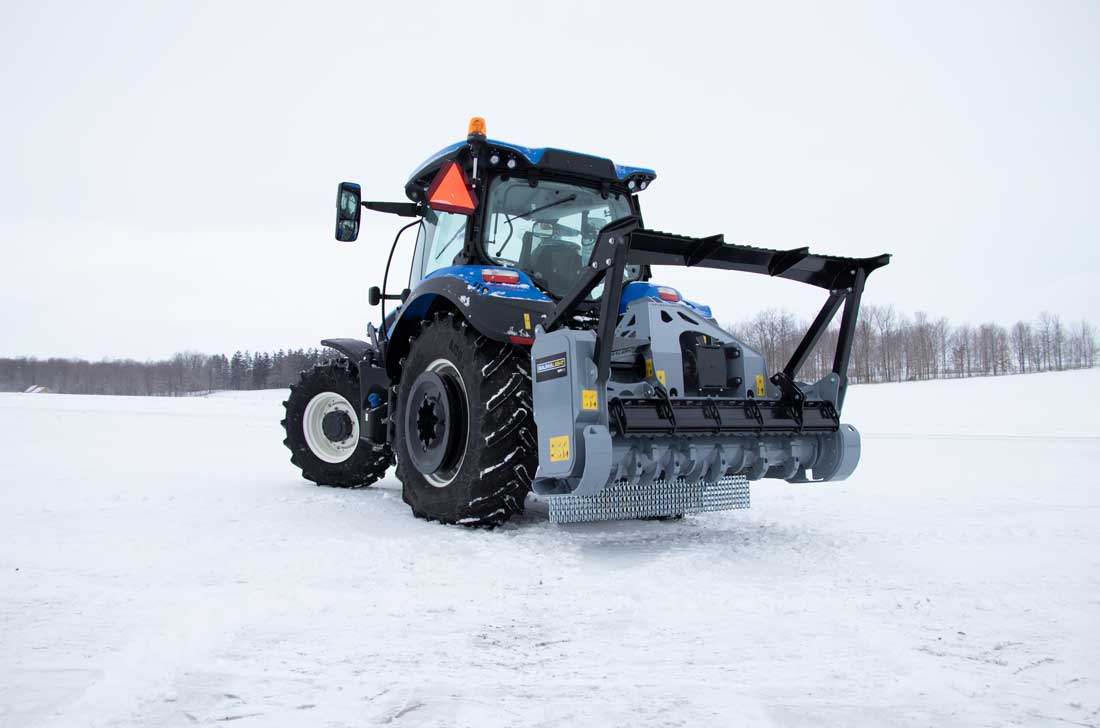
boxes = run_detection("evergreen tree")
[229,350,246,390]
[251,352,272,390]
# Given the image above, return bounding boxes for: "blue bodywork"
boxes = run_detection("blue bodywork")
[387,265,552,337]
[422,266,551,302]
[408,139,656,187]
[388,269,713,338]
[619,281,714,320]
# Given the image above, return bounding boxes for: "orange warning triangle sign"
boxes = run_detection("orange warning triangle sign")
[426,161,478,215]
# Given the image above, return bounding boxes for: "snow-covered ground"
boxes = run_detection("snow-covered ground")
[1,370,1098,727]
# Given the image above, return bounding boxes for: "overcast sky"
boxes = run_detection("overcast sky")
[1,1,1097,360]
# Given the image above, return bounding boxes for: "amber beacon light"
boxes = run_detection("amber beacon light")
[467,116,487,138]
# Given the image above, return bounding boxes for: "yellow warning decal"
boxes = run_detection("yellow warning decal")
[549,435,570,462]
[755,374,766,397]
[582,389,598,410]
[523,312,531,330]
[645,359,654,378]
[656,369,667,386]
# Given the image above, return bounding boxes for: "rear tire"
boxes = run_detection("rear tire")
[282,359,391,487]
[395,312,535,526]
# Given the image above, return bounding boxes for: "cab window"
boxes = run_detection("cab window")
[416,209,468,280]
[483,177,638,298]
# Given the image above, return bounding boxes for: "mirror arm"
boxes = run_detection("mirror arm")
[368,287,409,306]
[362,201,422,218]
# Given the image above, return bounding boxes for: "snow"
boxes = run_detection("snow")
[1,370,1098,727]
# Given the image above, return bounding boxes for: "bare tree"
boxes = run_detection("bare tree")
[1010,321,1031,373]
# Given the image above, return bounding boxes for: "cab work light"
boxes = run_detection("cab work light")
[482,269,520,284]
[657,286,680,302]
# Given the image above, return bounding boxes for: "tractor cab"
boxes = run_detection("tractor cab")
[399,120,657,300]
[407,175,642,299]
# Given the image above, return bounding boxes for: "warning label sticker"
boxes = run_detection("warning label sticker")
[535,352,568,382]
[549,435,570,462]
[582,389,598,410]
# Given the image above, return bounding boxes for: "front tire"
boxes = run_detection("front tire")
[282,359,391,487]
[395,312,536,526]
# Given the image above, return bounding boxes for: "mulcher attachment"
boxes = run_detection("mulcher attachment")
[528,219,887,524]
[548,476,750,524]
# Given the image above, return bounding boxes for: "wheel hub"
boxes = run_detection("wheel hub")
[403,360,469,488]
[416,394,445,449]
[321,409,354,443]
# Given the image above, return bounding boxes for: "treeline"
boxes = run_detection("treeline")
[2,308,1097,396]
[0,349,337,396]
[727,306,1097,384]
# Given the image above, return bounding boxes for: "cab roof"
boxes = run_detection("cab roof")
[405,138,656,202]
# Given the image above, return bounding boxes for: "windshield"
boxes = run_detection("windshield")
[483,177,639,298]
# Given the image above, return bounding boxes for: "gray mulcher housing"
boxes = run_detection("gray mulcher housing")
[529,217,885,519]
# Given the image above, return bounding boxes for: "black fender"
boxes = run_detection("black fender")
[319,337,391,446]
[320,338,374,364]
[383,275,556,378]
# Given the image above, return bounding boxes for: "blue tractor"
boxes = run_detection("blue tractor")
[281,118,890,526]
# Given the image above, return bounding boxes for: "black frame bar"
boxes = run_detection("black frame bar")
[546,217,641,386]
[783,291,845,381]
[626,229,889,291]
[831,266,866,408]
[546,221,888,411]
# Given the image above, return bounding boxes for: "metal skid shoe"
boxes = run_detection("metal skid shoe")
[547,476,750,525]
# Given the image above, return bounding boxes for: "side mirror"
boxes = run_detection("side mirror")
[368,287,411,306]
[335,182,361,241]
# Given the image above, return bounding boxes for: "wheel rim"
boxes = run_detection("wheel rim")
[303,391,360,464]
[404,358,468,488]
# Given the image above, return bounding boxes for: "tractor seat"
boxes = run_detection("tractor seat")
[529,240,583,296]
